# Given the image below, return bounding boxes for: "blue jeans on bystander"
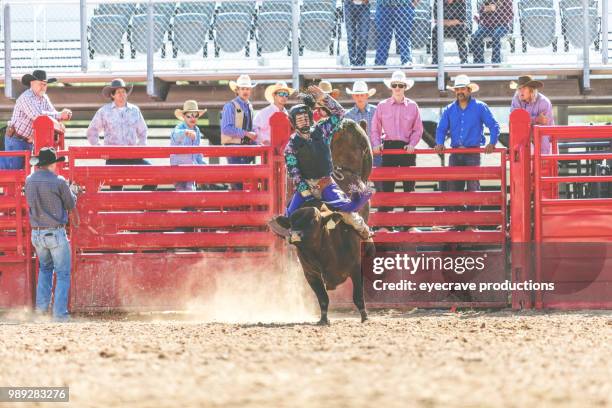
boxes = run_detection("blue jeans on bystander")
[32,227,72,320]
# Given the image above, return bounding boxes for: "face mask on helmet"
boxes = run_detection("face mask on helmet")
[289,105,313,133]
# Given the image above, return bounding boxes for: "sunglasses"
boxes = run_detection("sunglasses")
[184,113,199,119]
[391,83,406,89]
[275,91,290,97]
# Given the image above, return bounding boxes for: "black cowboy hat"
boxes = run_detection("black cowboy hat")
[29,147,66,167]
[509,75,544,90]
[21,70,57,86]
[102,78,134,99]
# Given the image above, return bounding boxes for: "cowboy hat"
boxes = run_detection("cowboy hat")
[174,100,207,121]
[318,80,341,99]
[446,74,479,93]
[21,70,57,86]
[102,78,134,99]
[346,81,376,97]
[509,75,544,90]
[29,147,66,167]
[229,74,257,92]
[264,81,294,104]
[383,71,415,89]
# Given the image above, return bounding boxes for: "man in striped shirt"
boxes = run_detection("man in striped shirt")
[3,70,72,169]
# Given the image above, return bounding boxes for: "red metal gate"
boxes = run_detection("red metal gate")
[532,124,612,309]
[0,151,34,309]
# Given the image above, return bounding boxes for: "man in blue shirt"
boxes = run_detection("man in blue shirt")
[221,74,257,189]
[435,75,499,197]
[25,147,77,321]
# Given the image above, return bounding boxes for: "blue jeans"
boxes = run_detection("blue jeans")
[32,228,71,320]
[175,181,196,191]
[375,4,414,65]
[449,152,481,211]
[2,136,32,170]
[471,26,509,64]
[344,0,370,66]
[228,156,254,190]
[286,181,371,216]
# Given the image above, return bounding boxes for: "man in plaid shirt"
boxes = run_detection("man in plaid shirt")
[3,70,72,169]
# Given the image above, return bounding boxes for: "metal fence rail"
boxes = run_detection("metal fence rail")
[1,0,610,95]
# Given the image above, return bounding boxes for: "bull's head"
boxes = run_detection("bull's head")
[288,205,343,247]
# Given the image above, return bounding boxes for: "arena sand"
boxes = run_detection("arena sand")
[1,307,610,407]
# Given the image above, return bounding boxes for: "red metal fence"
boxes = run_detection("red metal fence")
[1,112,611,312]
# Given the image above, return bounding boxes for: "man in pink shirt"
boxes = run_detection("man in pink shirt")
[371,71,423,214]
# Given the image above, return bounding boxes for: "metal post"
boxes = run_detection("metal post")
[436,0,445,91]
[291,0,300,91]
[80,0,88,72]
[146,0,155,96]
[4,3,12,99]
[602,0,608,64]
[582,0,591,90]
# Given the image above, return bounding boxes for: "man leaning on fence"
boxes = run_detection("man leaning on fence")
[510,75,554,154]
[2,70,72,169]
[170,100,207,191]
[435,75,500,216]
[25,148,77,322]
[370,71,423,216]
[86,79,155,191]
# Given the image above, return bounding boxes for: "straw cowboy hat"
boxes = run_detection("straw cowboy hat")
[318,80,341,98]
[346,80,376,97]
[264,81,294,104]
[29,147,66,167]
[174,100,207,121]
[22,70,57,86]
[102,78,133,98]
[383,71,415,89]
[229,74,257,92]
[509,75,544,90]
[446,74,480,93]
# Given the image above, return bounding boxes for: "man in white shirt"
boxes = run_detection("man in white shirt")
[253,81,293,145]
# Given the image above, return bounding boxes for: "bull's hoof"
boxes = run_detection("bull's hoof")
[317,317,330,326]
[360,310,368,323]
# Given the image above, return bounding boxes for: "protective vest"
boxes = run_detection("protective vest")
[221,100,253,145]
[292,127,333,180]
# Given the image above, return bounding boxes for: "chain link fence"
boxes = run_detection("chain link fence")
[0,0,609,73]
[1,0,82,71]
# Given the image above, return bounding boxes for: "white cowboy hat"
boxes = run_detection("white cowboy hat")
[346,80,376,97]
[174,100,207,121]
[318,80,341,98]
[229,74,257,92]
[383,70,415,89]
[447,74,480,93]
[264,81,294,104]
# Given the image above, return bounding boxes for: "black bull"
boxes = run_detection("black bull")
[287,119,374,325]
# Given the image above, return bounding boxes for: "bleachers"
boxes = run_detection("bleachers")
[0,0,608,71]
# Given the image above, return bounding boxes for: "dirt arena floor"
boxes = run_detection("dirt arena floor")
[1,309,611,408]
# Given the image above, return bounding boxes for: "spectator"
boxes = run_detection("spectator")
[221,74,257,190]
[3,70,72,169]
[510,75,554,154]
[371,71,423,217]
[25,147,77,321]
[87,78,155,191]
[471,0,513,65]
[253,81,294,146]
[344,80,382,191]
[344,0,371,66]
[313,81,341,123]
[431,0,469,65]
[375,0,418,67]
[170,100,207,191]
[435,75,500,216]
